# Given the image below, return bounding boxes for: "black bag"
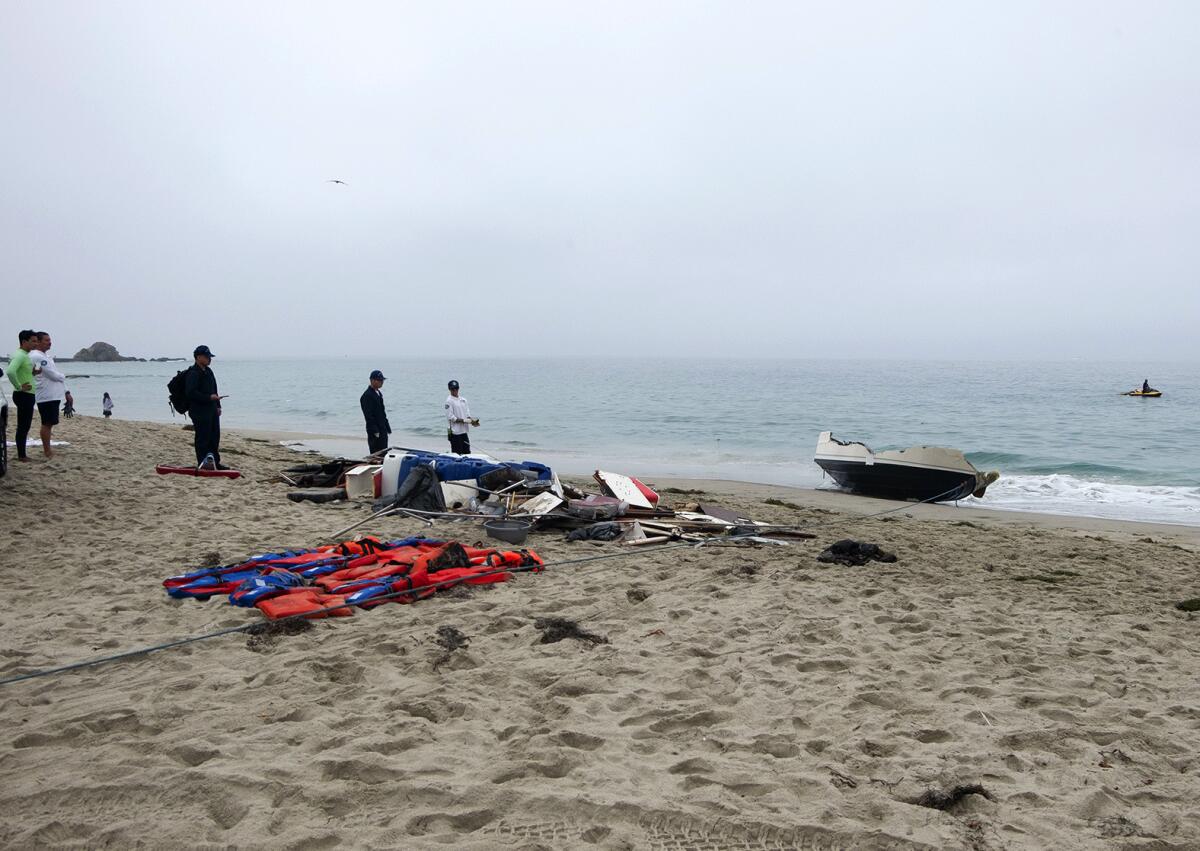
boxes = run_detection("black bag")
[168,366,193,415]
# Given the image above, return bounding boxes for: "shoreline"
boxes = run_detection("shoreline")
[222,422,1200,540]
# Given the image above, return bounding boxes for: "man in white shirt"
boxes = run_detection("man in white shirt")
[444,379,479,455]
[29,331,67,458]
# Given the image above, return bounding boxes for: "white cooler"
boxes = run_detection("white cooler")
[344,464,383,500]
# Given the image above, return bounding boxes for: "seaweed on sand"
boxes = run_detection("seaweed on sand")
[913,784,993,811]
[534,617,608,646]
[246,618,313,651]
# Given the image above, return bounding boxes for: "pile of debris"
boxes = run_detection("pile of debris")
[302,448,813,548]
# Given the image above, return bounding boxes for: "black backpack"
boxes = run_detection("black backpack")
[168,366,193,415]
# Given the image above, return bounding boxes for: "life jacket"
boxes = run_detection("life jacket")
[164,552,303,587]
[480,549,543,569]
[428,566,512,587]
[297,558,360,579]
[325,536,387,556]
[329,551,430,590]
[321,558,426,592]
[322,536,442,556]
[344,573,438,607]
[264,551,354,568]
[415,542,473,574]
[229,570,306,607]
[255,588,353,620]
[311,546,427,591]
[165,567,264,599]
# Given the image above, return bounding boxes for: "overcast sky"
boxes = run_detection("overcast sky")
[2,2,1197,359]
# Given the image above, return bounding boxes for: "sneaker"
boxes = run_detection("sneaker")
[198,454,217,471]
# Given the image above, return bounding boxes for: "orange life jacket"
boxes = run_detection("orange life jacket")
[255,588,354,620]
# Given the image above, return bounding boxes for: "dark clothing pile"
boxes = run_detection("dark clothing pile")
[360,388,391,454]
[185,365,221,466]
[372,464,446,515]
[283,459,361,488]
[565,521,624,542]
[817,539,898,566]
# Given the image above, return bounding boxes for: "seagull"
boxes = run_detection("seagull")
[327,179,348,185]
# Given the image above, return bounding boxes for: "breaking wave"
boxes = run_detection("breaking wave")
[980,475,1200,526]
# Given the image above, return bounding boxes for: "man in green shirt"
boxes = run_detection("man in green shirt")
[5,329,38,461]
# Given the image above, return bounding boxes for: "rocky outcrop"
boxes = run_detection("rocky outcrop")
[3,342,187,364]
[73,342,135,362]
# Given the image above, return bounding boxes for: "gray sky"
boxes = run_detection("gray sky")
[2,1,1197,359]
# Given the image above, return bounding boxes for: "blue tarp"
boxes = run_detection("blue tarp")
[395,450,553,489]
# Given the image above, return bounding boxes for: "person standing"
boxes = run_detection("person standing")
[62,391,75,418]
[29,331,67,458]
[102,392,114,419]
[4,330,38,462]
[185,345,225,469]
[360,369,391,455]
[444,379,479,455]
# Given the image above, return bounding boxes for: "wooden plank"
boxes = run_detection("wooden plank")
[696,503,744,524]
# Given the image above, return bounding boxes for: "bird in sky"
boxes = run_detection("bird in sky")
[327,179,348,185]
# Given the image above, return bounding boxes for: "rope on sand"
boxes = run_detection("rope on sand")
[0,485,964,689]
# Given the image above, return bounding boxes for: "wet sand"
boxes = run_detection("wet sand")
[2,415,1199,849]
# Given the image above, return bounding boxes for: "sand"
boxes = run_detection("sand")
[2,415,1199,849]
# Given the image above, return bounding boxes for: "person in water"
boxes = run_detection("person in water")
[360,370,391,455]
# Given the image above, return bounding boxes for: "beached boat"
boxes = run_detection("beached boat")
[814,431,998,502]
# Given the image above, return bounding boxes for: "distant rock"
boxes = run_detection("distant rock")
[73,342,139,362]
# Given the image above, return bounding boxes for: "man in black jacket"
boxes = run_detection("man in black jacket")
[360,369,391,455]
[185,345,226,469]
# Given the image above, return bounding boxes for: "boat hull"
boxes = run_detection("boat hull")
[815,459,980,502]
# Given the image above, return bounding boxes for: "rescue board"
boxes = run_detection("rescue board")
[156,464,242,479]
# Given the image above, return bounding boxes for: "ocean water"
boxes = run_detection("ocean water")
[50,357,1200,526]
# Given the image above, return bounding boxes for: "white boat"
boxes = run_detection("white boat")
[814,431,998,502]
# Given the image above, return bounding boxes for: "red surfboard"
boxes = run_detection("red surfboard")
[156,465,242,479]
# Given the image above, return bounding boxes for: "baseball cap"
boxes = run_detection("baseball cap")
[447,379,459,390]
[194,345,214,358]
[370,370,386,381]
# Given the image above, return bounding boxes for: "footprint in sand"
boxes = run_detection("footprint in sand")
[551,730,605,750]
[405,809,498,836]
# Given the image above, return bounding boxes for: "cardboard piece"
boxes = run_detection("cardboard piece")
[511,492,564,517]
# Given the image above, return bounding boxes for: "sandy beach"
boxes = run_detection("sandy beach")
[2,415,1199,849]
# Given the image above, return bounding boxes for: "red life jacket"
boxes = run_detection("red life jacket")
[255,588,354,620]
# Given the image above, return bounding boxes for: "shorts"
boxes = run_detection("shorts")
[37,400,61,426]
[103,411,112,418]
